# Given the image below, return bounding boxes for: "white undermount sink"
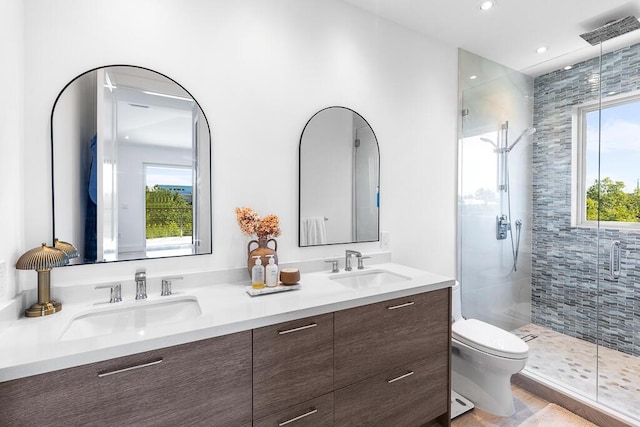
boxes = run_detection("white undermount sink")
[60,295,201,341]
[330,269,410,289]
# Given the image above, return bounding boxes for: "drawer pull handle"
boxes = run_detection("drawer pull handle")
[278,322,318,335]
[387,370,414,384]
[97,358,163,378]
[387,301,414,310]
[278,407,318,426]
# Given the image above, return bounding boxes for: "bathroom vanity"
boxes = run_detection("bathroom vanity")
[0,263,453,426]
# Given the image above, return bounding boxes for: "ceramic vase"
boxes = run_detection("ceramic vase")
[247,237,278,275]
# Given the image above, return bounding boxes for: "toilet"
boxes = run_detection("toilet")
[451,282,529,417]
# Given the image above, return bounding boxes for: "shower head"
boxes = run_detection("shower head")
[580,16,640,46]
[506,127,536,152]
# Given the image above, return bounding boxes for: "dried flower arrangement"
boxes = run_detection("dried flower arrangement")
[235,207,281,240]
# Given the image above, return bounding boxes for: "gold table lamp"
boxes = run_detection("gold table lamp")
[54,238,79,260]
[16,243,70,317]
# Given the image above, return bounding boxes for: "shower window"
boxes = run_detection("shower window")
[573,91,640,228]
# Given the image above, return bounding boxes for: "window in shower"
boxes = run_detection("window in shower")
[574,91,640,227]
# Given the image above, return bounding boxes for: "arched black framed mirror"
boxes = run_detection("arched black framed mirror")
[51,65,212,264]
[299,106,380,247]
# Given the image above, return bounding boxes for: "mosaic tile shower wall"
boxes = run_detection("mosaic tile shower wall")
[532,43,640,357]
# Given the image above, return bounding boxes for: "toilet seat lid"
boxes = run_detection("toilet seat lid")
[452,319,529,359]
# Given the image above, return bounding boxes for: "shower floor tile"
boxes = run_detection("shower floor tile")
[512,323,640,420]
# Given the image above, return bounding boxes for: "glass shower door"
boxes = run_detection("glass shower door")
[457,49,534,334]
[592,39,640,421]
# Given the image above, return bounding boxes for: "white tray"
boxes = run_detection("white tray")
[245,283,301,297]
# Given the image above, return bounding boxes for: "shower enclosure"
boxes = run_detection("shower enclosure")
[458,35,640,424]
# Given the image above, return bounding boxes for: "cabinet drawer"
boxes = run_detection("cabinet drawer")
[335,288,450,388]
[334,351,448,427]
[253,313,334,419]
[253,392,334,427]
[0,331,253,427]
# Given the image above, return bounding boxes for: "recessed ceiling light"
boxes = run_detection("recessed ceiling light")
[480,1,495,11]
[470,75,477,80]
[536,46,548,54]
[563,65,573,70]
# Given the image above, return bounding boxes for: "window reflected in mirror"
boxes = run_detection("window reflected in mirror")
[144,165,194,257]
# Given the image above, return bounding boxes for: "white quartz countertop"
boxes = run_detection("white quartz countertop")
[0,262,453,382]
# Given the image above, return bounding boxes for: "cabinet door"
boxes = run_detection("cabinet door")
[253,392,334,427]
[253,313,334,419]
[334,351,448,427]
[334,288,450,389]
[0,331,252,427]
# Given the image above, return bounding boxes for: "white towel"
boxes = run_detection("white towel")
[301,217,327,245]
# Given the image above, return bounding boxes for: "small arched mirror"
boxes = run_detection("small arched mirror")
[52,65,212,264]
[299,106,379,247]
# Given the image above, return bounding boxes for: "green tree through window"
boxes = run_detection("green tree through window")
[586,177,640,222]
[145,185,193,238]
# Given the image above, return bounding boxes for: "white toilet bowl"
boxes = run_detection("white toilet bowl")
[450,282,529,417]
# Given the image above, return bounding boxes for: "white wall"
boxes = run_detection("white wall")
[0,0,24,303]
[18,0,457,290]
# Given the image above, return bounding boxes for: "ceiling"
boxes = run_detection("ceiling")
[107,67,195,149]
[341,0,640,76]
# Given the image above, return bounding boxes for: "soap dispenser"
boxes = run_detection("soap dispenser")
[265,255,278,287]
[251,256,265,289]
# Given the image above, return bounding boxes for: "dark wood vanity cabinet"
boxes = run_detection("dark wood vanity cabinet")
[253,313,334,420]
[0,331,253,427]
[334,289,450,390]
[0,287,450,427]
[333,288,451,427]
[254,287,451,427]
[334,351,448,426]
[253,392,335,427]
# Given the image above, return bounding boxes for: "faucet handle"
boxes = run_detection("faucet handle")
[134,270,147,300]
[95,283,122,303]
[161,276,183,296]
[324,259,340,273]
[357,256,371,270]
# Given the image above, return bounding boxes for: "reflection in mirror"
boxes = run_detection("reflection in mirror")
[299,106,379,247]
[52,66,212,264]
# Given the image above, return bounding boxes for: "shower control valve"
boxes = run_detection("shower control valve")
[496,215,510,240]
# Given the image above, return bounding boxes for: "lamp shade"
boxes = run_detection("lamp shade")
[16,243,69,271]
[54,238,79,259]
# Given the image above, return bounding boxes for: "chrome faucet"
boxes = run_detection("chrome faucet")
[357,256,371,270]
[345,250,362,271]
[95,283,122,304]
[135,270,147,300]
[324,259,340,273]
[161,276,183,296]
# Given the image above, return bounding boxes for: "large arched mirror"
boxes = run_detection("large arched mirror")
[52,65,212,264]
[299,106,379,247]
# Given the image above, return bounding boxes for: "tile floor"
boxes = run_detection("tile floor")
[512,323,640,422]
[452,384,596,427]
